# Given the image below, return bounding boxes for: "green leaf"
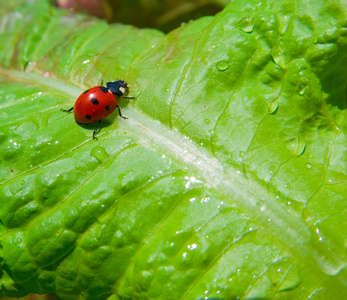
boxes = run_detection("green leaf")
[1,0,346,299]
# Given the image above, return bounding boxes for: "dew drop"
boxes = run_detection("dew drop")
[268,102,279,114]
[279,16,290,35]
[90,146,109,163]
[285,138,298,155]
[296,138,306,156]
[257,201,266,211]
[239,18,254,33]
[306,163,312,169]
[216,60,229,71]
[205,119,210,124]
[25,61,36,72]
[298,86,306,96]
[188,243,197,250]
[271,49,286,69]
[237,151,245,163]
[285,138,306,156]
[313,35,319,44]
[329,19,337,26]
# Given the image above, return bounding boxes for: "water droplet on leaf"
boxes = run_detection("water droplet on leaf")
[329,19,337,26]
[257,201,266,211]
[239,18,254,32]
[268,102,279,114]
[271,49,286,69]
[285,138,298,155]
[298,86,306,96]
[285,138,306,156]
[25,61,36,72]
[90,146,109,163]
[216,60,229,71]
[296,139,306,156]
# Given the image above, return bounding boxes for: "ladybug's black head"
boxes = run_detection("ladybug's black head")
[106,80,128,97]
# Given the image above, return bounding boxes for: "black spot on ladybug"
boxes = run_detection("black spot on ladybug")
[91,98,99,105]
[83,89,89,94]
[85,114,92,120]
[99,86,108,93]
[105,105,110,111]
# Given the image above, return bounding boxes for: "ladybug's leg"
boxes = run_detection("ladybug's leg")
[117,106,128,119]
[121,96,136,100]
[93,121,102,140]
[61,107,73,112]
[100,79,104,86]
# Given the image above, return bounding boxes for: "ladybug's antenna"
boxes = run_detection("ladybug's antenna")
[122,74,135,84]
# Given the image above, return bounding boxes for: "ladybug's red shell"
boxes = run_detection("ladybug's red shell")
[74,86,118,123]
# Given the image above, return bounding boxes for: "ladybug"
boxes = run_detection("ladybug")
[61,79,135,140]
